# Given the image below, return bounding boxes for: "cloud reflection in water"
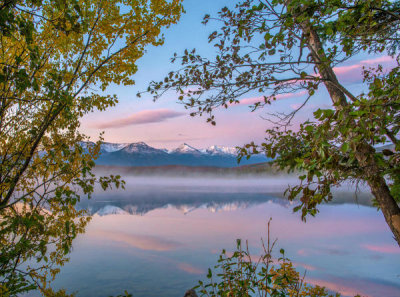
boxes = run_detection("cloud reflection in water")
[51,177,399,297]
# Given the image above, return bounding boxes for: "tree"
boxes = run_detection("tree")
[144,0,400,245]
[0,0,183,295]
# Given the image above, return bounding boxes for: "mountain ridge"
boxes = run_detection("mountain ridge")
[83,141,269,167]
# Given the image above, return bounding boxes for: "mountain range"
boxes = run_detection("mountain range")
[83,141,269,167]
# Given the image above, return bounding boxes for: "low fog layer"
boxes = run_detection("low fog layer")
[93,166,371,194]
[100,175,301,194]
[77,167,374,216]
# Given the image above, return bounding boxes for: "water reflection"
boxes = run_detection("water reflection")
[51,178,399,297]
[79,176,373,216]
[81,193,290,216]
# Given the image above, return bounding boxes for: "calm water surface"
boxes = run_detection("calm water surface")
[52,177,400,297]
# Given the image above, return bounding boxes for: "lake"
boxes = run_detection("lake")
[51,176,400,297]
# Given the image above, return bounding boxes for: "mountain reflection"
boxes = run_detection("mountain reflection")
[79,192,289,216]
[78,179,373,216]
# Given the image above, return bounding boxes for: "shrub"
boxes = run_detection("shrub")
[195,220,358,297]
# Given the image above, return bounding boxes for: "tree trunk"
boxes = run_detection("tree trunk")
[302,23,400,246]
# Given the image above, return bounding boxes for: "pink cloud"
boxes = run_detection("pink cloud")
[361,55,394,65]
[232,56,394,107]
[333,55,396,83]
[307,276,400,297]
[297,249,308,256]
[333,64,361,75]
[362,244,400,254]
[177,262,204,275]
[89,230,181,251]
[94,109,185,129]
[238,90,308,106]
[235,56,394,106]
[307,278,365,297]
[292,261,317,271]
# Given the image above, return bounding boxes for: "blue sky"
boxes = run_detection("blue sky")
[79,0,393,149]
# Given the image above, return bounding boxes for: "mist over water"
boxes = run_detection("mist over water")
[86,169,373,213]
[97,175,300,194]
[93,166,372,194]
[49,172,399,297]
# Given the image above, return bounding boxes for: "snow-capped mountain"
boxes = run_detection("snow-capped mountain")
[206,145,237,156]
[121,142,165,154]
[101,142,130,153]
[172,143,202,154]
[84,141,269,167]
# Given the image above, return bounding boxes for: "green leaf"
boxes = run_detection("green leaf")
[341,143,349,153]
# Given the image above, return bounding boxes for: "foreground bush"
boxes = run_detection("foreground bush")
[195,221,358,297]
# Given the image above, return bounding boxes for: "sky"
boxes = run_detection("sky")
[79,0,395,150]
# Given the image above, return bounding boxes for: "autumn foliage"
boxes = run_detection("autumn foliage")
[0,0,183,295]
